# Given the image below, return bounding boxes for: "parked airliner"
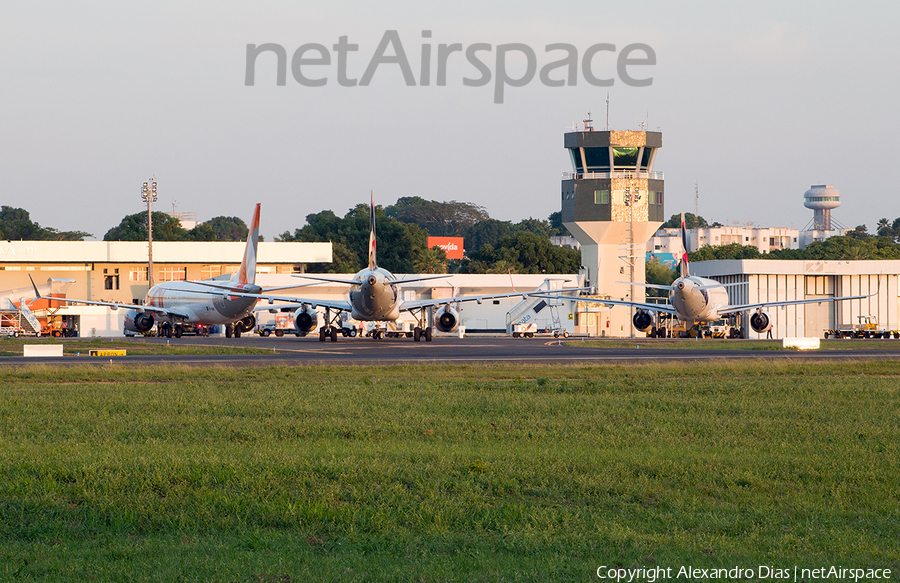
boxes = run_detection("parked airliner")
[224,194,585,341]
[30,204,296,338]
[537,214,870,337]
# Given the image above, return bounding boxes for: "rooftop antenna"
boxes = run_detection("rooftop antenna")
[694,181,699,218]
[606,93,609,130]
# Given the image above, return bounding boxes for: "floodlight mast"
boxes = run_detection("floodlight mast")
[141,178,158,288]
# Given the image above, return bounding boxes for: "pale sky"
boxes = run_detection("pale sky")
[2,1,898,240]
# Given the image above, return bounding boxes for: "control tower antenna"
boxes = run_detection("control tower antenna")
[606,93,609,130]
[583,112,594,131]
[694,181,699,218]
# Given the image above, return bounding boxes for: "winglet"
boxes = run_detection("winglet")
[368,191,377,270]
[28,274,43,300]
[680,212,690,278]
[237,203,261,286]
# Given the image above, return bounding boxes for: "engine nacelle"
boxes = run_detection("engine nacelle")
[124,310,154,333]
[750,310,770,334]
[294,306,318,333]
[632,309,655,332]
[435,306,460,333]
[236,314,256,332]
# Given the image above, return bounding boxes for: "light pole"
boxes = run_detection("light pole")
[624,186,642,337]
[141,178,158,288]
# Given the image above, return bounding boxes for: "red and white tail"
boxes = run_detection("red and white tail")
[680,212,690,278]
[368,191,377,270]
[237,203,261,286]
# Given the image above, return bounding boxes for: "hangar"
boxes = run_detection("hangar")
[690,259,900,338]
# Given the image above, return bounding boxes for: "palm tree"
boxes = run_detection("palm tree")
[413,247,446,274]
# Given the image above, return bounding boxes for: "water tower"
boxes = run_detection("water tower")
[561,121,664,336]
[804,185,841,231]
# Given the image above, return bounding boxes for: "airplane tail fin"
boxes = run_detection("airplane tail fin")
[680,212,690,278]
[368,191,377,270]
[237,203,261,286]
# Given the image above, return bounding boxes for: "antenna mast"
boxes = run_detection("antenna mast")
[694,181,699,218]
[606,93,609,130]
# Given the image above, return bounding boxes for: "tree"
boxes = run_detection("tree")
[468,231,580,274]
[384,197,490,236]
[0,206,91,240]
[203,216,248,241]
[104,211,189,241]
[513,217,552,238]
[845,225,870,240]
[688,243,762,261]
[661,213,709,229]
[278,204,431,274]
[548,211,572,237]
[413,246,447,274]
[645,258,678,298]
[463,219,513,254]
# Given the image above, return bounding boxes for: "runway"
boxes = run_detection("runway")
[3,335,900,366]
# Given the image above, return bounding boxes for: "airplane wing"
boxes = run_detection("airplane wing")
[531,293,680,315]
[290,275,362,286]
[27,275,188,318]
[718,294,873,315]
[401,287,592,311]
[291,274,451,286]
[194,288,353,313]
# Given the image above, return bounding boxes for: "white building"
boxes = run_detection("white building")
[648,225,801,258]
[691,259,900,338]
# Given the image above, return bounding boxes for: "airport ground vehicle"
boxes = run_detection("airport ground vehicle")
[0,310,41,337]
[825,316,899,339]
[511,323,537,338]
[257,314,295,337]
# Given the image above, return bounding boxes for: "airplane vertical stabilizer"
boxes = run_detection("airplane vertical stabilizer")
[368,191,377,270]
[680,212,690,279]
[237,203,261,286]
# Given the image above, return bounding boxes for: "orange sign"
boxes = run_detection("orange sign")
[427,237,464,260]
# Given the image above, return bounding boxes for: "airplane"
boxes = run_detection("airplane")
[534,214,871,337]
[29,204,301,338]
[221,194,586,341]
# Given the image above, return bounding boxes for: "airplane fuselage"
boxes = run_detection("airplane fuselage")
[668,276,730,323]
[144,280,262,325]
[347,268,401,321]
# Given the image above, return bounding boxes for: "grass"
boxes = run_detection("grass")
[566,338,900,351]
[0,362,898,581]
[0,337,276,357]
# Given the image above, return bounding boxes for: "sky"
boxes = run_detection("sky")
[2,1,898,240]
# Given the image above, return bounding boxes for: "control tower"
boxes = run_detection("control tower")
[561,121,664,337]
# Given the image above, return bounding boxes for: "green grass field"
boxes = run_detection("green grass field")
[1,362,898,582]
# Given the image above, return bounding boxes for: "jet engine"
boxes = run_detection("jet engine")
[632,309,655,332]
[749,310,770,333]
[434,305,460,333]
[124,310,154,333]
[236,314,256,332]
[293,306,318,334]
